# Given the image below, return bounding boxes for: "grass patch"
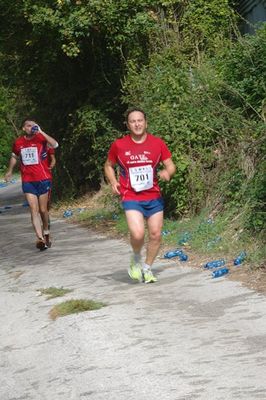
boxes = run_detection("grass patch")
[161,207,265,268]
[49,298,106,320]
[52,184,265,271]
[76,207,129,235]
[37,286,73,300]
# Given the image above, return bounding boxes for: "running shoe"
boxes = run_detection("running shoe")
[143,269,158,284]
[36,238,48,251]
[128,257,142,282]
[44,234,52,248]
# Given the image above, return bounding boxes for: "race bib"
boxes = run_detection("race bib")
[21,147,39,165]
[129,165,153,192]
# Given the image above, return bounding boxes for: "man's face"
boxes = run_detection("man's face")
[127,111,147,137]
[22,120,36,136]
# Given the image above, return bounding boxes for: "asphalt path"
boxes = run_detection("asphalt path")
[0,182,266,400]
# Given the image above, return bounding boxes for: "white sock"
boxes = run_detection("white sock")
[43,230,50,235]
[143,263,151,272]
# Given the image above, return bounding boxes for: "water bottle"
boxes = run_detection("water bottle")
[63,210,73,218]
[179,253,188,261]
[31,124,40,134]
[207,236,221,248]
[204,259,225,269]
[212,267,229,278]
[178,232,191,245]
[164,249,188,261]
[164,249,184,259]
[234,251,247,266]
[162,230,171,236]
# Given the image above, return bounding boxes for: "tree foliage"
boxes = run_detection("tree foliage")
[0,0,265,231]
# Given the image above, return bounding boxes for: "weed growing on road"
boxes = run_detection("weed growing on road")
[49,299,106,320]
[37,287,73,300]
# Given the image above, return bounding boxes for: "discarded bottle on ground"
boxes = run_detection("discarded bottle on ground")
[204,259,225,269]
[178,232,192,245]
[212,267,229,278]
[234,251,247,266]
[179,253,188,261]
[63,210,73,218]
[164,249,183,259]
[164,249,188,261]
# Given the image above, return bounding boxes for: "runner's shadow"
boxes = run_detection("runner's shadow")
[100,270,142,285]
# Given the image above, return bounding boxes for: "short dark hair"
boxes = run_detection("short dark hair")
[124,107,146,123]
[21,118,34,129]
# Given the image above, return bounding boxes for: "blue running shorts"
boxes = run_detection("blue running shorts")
[122,198,164,218]
[22,180,52,197]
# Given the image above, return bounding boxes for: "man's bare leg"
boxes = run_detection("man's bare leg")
[39,192,51,247]
[25,193,43,240]
[145,211,164,266]
[38,192,49,232]
[142,211,163,282]
[125,210,145,281]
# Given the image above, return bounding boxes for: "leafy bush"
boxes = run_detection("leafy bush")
[59,106,119,196]
[122,25,266,232]
[0,85,18,172]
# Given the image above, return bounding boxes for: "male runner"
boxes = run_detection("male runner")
[47,146,56,209]
[5,119,58,250]
[104,107,176,283]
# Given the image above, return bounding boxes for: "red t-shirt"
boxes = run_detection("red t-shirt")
[12,133,53,182]
[107,133,172,201]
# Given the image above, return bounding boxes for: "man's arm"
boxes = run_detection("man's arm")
[49,154,56,169]
[158,158,176,181]
[104,159,120,195]
[4,154,18,181]
[38,126,58,149]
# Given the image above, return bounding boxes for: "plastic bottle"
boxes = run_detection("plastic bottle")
[31,124,40,134]
[63,210,73,218]
[207,236,221,248]
[204,259,225,269]
[178,232,191,245]
[164,249,184,259]
[164,249,188,261]
[212,267,229,278]
[179,253,188,261]
[233,251,247,266]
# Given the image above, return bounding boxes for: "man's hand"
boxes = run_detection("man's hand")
[159,158,176,182]
[111,181,121,195]
[158,169,171,181]
[4,171,12,182]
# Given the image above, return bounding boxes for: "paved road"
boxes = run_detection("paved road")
[0,182,266,400]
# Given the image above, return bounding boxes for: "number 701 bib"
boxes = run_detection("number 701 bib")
[129,165,153,192]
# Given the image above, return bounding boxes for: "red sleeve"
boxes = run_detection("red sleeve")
[107,141,118,165]
[47,146,55,155]
[160,139,172,161]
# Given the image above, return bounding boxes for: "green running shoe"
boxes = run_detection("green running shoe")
[128,257,142,282]
[143,269,158,284]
